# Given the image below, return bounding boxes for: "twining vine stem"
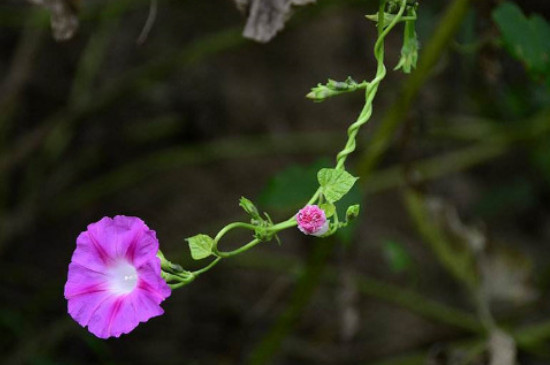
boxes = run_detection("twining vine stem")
[159,0,414,289]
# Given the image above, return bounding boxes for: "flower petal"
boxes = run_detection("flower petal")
[71,231,111,272]
[311,220,329,237]
[64,262,109,298]
[137,260,171,302]
[66,215,170,339]
[125,225,159,268]
[130,289,165,323]
[86,216,144,261]
[86,295,137,339]
[67,290,113,330]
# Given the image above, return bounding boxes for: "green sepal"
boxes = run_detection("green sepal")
[317,168,359,203]
[161,270,195,283]
[319,202,336,218]
[254,212,280,244]
[157,250,185,273]
[186,234,215,260]
[239,196,260,220]
[394,8,419,74]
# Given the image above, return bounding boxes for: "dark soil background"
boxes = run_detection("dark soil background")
[1,0,550,364]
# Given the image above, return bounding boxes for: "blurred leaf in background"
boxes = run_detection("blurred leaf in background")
[259,158,329,211]
[474,178,537,219]
[381,240,412,274]
[492,2,550,85]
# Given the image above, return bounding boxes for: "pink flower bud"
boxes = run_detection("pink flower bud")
[296,205,329,236]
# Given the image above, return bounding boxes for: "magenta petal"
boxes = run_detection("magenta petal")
[131,289,165,323]
[296,205,328,236]
[85,295,135,339]
[71,232,111,272]
[126,227,159,268]
[65,215,171,339]
[87,216,144,262]
[67,290,113,330]
[64,262,108,298]
[137,260,171,301]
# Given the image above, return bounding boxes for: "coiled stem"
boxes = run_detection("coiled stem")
[336,0,407,170]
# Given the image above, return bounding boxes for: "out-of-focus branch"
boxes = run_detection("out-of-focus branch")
[3,105,549,248]
[44,0,130,160]
[0,12,44,207]
[0,12,43,125]
[0,27,245,175]
[234,250,483,334]
[247,238,335,365]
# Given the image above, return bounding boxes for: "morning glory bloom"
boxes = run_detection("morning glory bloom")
[296,205,329,236]
[64,216,171,339]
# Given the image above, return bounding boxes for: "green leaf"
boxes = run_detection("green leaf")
[319,203,336,218]
[382,240,412,273]
[317,168,358,203]
[186,234,215,260]
[492,2,550,80]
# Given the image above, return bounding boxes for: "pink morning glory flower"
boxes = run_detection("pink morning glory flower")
[296,205,329,236]
[64,216,171,339]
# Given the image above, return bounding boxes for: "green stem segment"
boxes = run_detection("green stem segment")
[163,0,410,287]
[336,0,406,170]
[214,218,298,258]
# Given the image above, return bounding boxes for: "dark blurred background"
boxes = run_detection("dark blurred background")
[2,0,550,364]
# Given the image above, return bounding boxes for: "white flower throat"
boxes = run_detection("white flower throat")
[109,260,138,294]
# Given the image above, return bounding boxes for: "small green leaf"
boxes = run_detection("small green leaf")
[382,240,412,273]
[319,203,336,218]
[345,204,360,222]
[318,168,358,203]
[186,234,215,260]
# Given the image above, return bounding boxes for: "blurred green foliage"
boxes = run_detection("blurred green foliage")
[493,2,550,85]
[3,0,550,364]
[259,158,330,211]
[381,240,412,274]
